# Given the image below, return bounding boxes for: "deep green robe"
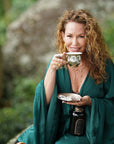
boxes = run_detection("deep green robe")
[18,59,114,144]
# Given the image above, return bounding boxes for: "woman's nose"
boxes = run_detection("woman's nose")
[72,38,78,45]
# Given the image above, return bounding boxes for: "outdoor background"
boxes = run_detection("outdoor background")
[0,0,114,143]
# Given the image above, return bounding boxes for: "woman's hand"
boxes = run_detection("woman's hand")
[62,95,92,106]
[50,52,67,71]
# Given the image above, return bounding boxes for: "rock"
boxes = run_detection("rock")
[7,125,33,144]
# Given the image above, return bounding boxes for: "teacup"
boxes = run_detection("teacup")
[66,52,82,67]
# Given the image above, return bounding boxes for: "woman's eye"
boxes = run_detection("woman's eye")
[79,35,85,38]
[67,35,72,38]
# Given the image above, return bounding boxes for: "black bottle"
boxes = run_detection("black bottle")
[69,106,86,136]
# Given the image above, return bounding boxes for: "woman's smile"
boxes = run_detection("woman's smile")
[70,47,81,52]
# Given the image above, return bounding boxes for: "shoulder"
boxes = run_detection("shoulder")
[104,58,114,86]
[104,59,114,98]
[105,58,114,74]
[106,58,114,65]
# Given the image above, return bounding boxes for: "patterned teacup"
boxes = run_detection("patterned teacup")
[66,52,82,67]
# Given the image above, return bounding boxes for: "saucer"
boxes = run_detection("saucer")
[57,93,81,102]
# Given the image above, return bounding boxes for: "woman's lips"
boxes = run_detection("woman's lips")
[70,47,80,52]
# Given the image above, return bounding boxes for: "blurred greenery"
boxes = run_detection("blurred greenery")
[0,102,33,143]
[103,19,114,57]
[0,77,38,144]
[0,61,46,143]
[0,0,38,46]
[11,77,37,104]
[0,0,114,143]
[0,0,41,144]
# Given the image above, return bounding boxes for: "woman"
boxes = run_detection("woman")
[16,9,114,144]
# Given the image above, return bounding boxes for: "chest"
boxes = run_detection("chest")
[57,68,105,98]
[68,66,89,94]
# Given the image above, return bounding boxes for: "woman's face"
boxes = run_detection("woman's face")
[62,22,86,53]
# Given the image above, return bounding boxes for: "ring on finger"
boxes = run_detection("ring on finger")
[57,63,60,67]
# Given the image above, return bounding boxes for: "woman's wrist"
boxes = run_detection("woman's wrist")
[49,65,57,72]
[86,96,92,106]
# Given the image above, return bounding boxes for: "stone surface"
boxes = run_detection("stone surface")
[7,125,33,144]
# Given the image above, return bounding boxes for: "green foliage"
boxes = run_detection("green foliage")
[9,0,37,20]
[0,61,45,143]
[0,102,33,144]
[103,19,114,55]
[1,0,43,143]
[0,76,38,143]
[0,18,7,46]
[11,77,37,105]
[0,0,38,46]
[0,0,4,16]
[0,74,43,143]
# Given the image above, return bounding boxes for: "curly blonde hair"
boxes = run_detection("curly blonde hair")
[56,9,111,84]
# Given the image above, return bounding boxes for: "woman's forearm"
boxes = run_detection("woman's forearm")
[44,66,56,105]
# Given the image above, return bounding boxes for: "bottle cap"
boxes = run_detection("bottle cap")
[75,106,84,112]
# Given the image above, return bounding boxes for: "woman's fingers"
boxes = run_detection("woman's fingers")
[62,100,83,106]
[51,54,67,70]
[62,96,92,106]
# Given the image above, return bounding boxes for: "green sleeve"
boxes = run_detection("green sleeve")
[33,80,47,144]
[87,60,114,144]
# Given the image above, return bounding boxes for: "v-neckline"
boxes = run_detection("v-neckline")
[79,71,89,95]
[66,68,89,95]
